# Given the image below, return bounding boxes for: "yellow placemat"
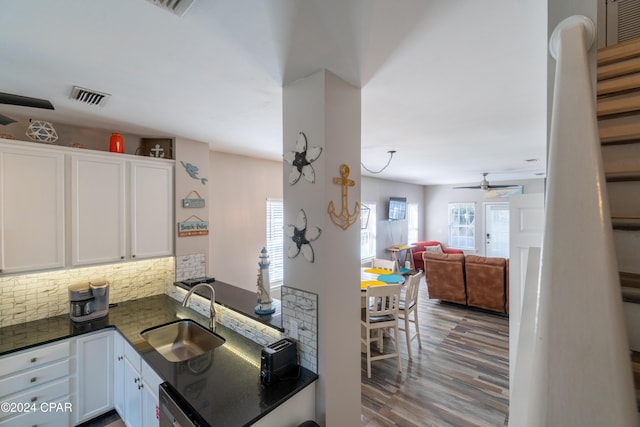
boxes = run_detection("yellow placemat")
[363,268,393,275]
[361,280,386,289]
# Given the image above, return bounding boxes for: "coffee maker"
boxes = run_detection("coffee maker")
[69,281,110,323]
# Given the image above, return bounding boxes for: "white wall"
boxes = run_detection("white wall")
[208,151,282,291]
[175,138,210,260]
[424,178,545,255]
[362,176,424,258]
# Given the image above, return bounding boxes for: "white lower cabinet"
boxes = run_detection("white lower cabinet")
[114,332,162,427]
[74,330,114,425]
[0,340,73,427]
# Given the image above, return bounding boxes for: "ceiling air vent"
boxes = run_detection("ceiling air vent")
[70,86,110,107]
[144,0,195,17]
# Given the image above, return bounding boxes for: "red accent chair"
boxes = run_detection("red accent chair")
[412,241,464,272]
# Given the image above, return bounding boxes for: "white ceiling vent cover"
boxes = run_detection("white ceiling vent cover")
[70,86,110,107]
[145,0,195,17]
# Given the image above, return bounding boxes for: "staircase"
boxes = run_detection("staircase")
[597,36,640,409]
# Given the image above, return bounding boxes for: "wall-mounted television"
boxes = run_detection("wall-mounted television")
[388,197,407,221]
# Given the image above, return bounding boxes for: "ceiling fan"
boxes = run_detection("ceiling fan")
[0,92,55,126]
[454,172,520,191]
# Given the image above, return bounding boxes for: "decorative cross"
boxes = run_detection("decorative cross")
[328,164,361,230]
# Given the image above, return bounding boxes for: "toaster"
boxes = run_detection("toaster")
[260,338,298,384]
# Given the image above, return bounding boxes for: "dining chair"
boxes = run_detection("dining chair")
[361,284,402,378]
[398,271,423,360]
[371,258,396,272]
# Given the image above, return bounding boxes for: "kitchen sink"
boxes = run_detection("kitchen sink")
[140,319,225,362]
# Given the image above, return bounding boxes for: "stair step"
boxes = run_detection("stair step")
[598,38,640,65]
[621,272,640,304]
[606,170,640,181]
[598,73,640,96]
[597,92,640,117]
[598,56,640,80]
[600,115,640,144]
[612,216,640,230]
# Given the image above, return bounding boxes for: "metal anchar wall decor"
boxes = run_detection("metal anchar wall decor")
[283,132,322,185]
[287,209,321,262]
[328,164,360,230]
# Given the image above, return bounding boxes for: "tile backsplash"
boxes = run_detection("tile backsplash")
[0,257,175,328]
[175,253,206,282]
[281,286,318,373]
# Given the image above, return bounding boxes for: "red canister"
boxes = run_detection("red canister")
[109,132,124,153]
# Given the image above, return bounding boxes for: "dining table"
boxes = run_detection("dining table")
[360,267,405,290]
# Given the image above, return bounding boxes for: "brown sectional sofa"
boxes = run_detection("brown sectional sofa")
[422,252,509,314]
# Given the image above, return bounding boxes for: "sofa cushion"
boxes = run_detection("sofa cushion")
[424,245,443,254]
[423,252,467,305]
[464,255,507,313]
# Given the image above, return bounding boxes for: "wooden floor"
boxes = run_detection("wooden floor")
[361,276,510,427]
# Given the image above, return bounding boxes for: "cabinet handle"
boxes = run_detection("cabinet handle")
[120,256,125,260]
[30,377,37,383]
[134,377,140,383]
[118,356,123,361]
[132,254,136,258]
[31,397,37,402]
[30,357,37,363]
[138,384,143,390]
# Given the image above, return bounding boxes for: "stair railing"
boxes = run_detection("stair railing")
[510,15,639,426]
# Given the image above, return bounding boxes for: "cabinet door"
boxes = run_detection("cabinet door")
[141,359,162,427]
[114,332,125,417]
[75,331,114,424]
[0,146,65,273]
[71,155,126,265]
[141,378,160,427]
[122,355,142,427]
[130,161,173,259]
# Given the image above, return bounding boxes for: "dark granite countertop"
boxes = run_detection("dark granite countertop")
[0,294,317,427]
[174,280,283,331]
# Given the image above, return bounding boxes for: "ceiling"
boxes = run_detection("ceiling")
[0,0,548,186]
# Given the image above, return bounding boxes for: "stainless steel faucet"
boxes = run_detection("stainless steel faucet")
[182,283,217,331]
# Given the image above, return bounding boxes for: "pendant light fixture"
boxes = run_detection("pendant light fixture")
[361,150,396,174]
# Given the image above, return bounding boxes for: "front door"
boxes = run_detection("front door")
[484,202,510,258]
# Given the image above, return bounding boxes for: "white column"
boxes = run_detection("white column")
[283,69,361,426]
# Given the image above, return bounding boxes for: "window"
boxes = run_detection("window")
[361,203,377,261]
[407,202,418,244]
[266,199,284,285]
[448,202,475,250]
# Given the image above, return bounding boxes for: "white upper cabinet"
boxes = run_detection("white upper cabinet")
[0,145,65,273]
[0,139,174,273]
[71,154,127,266]
[130,161,173,260]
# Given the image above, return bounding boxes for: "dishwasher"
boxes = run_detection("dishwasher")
[159,382,204,427]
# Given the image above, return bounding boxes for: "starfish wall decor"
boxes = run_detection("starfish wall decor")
[286,209,321,263]
[283,132,322,185]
